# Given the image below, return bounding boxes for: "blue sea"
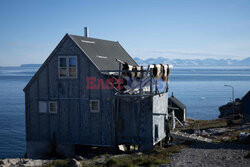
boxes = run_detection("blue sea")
[0,66,249,158]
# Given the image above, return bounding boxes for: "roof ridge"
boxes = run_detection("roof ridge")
[24,33,70,91]
[116,42,138,66]
[68,34,118,43]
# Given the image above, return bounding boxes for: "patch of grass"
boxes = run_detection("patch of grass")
[42,160,68,167]
[105,155,169,167]
[186,119,228,130]
[103,144,188,167]
[42,143,191,167]
[106,158,119,166]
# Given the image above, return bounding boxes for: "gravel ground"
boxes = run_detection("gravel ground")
[165,142,250,167]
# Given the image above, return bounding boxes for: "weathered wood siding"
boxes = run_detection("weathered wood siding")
[25,36,115,147]
[152,93,168,145]
[116,96,153,147]
[116,93,168,149]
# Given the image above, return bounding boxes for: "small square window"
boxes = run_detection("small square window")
[39,101,47,113]
[58,56,77,78]
[49,102,57,113]
[90,100,100,112]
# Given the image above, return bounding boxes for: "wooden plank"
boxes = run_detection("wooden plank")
[29,80,39,141]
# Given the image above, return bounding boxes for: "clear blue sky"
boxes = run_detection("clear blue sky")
[0,0,250,66]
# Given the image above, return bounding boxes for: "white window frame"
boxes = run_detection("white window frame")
[90,100,100,113]
[39,101,47,113]
[49,101,57,114]
[58,56,77,79]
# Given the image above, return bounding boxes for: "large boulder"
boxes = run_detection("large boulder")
[219,99,242,119]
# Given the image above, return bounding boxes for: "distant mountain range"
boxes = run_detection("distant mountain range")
[19,57,250,67]
[20,64,42,67]
[133,57,250,66]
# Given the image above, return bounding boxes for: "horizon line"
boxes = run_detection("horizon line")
[0,56,249,67]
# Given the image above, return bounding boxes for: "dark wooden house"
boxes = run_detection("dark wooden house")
[23,29,171,158]
[242,90,250,122]
[168,93,186,122]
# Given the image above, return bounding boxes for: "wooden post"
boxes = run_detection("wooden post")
[139,66,143,95]
[172,110,176,130]
[118,62,121,78]
[150,68,153,95]
[155,80,158,94]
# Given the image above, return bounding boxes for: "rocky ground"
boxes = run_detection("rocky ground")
[1,143,249,167]
[165,142,250,167]
[0,159,52,167]
[1,119,249,167]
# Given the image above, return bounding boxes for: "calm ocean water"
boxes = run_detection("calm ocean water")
[0,66,249,158]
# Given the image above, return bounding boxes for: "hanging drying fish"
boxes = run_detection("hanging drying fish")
[130,66,136,78]
[153,64,163,79]
[135,66,142,79]
[122,62,133,77]
[122,62,129,76]
[162,64,170,82]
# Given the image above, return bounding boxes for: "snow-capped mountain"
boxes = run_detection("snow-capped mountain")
[133,57,250,66]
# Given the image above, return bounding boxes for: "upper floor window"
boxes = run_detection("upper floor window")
[58,56,77,78]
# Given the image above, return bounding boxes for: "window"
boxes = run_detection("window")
[49,102,57,113]
[59,57,67,77]
[90,100,100,112]
[59,56,77,78]
[69,57,76,77]
[39,101,47,113]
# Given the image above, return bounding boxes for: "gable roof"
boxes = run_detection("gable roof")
[169,95,186,110]
[23,34,69,92]
[69,34,138,71]
[24,34,138,92]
